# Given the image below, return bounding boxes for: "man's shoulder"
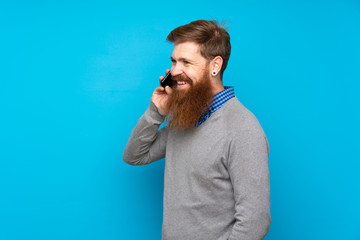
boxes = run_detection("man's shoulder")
[219,97,265,135]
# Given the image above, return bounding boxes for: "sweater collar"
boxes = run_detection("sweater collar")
[196,86,235,127]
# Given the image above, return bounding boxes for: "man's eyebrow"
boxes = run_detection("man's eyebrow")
[170,56,193,63]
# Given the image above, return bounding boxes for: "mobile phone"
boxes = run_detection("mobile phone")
[161,71,173,88]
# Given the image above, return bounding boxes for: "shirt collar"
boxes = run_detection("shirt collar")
[196,86,235,127]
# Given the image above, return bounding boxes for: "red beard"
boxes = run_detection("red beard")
[165,67,214,130]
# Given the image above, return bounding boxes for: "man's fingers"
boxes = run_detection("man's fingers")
[155,86,165,92]
[165,86,173,95]
[154,86,172,95]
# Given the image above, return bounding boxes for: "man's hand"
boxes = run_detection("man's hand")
[151,69,173,115]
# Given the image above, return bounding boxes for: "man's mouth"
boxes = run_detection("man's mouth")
[172,74,192,89]
[176,81,190,89]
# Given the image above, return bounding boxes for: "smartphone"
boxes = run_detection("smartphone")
[161,71,173,88]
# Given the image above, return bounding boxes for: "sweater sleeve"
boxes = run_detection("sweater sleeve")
[227,129,271,240]
[123,101,168,165]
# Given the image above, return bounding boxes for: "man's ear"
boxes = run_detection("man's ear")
[211,56,223,77]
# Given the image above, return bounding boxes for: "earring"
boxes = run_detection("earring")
[212,71,217,76]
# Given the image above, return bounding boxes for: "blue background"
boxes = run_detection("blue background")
[1,0,359,239]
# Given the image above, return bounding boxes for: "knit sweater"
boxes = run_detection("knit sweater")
[123,97,271,240]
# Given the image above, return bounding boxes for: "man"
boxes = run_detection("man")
[123,20,271,240]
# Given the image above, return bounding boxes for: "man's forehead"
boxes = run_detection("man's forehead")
[171,42,202,60]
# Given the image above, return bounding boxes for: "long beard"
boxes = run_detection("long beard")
[165,69,213,130]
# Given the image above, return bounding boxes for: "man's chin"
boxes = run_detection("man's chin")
[167,66,212,130]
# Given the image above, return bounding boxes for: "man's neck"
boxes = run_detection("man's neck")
[211,81,225,96]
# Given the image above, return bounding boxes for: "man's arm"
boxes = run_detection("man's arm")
[123,101,168,165]
[227,129,271,240]
[123,78,173,165]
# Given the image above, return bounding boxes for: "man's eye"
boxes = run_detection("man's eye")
[184,61,190,65]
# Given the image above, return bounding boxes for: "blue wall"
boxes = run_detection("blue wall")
[1,0,359,239]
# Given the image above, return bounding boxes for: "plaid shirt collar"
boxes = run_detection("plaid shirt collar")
[196,86,235,127]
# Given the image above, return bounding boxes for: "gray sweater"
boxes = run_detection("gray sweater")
[123,97,271,240]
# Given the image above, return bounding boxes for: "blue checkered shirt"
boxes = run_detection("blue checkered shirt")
[196,86,235,127]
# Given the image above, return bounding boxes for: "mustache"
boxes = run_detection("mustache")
[171,74,193,85]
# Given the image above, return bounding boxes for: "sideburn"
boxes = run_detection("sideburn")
[165,70,214,130]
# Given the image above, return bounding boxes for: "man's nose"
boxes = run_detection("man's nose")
[170,64,183,77]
